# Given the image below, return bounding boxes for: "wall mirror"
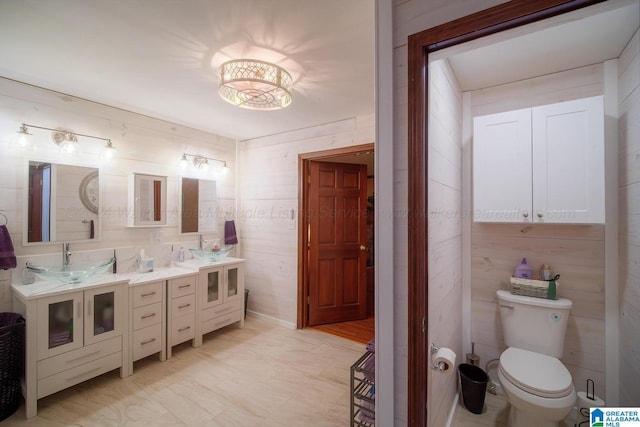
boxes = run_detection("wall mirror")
[181,177,217,233]
[25,161,99,244]
[128,173,167,227]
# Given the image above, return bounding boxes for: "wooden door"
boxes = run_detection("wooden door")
[308,161,368,326]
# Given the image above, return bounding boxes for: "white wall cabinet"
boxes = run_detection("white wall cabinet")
[473,96,604,224]
[196,260,245,345]
[166,274,197,358]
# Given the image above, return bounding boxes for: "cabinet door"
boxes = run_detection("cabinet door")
[473,109,532,222]
[200,266,223,309]
[532,96,604,223]
[223,264,244,305]
[37,291,84,360]
[84,285,124,346]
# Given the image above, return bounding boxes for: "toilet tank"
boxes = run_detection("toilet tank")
[496,290,572,358]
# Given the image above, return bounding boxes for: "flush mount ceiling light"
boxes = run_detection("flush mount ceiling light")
[16,123,116,157]
[218,59,293,110]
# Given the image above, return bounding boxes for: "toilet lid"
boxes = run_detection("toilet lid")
[499,347,573,398]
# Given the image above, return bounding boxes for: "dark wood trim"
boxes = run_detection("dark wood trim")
[297,143,375,329]
[406,0,605,425]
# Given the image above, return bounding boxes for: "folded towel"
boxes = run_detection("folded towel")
[0,225,17,270]
[224,220,238,245]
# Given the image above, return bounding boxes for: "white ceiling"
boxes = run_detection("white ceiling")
[0,0,375,140]
[1,1,637,143]
[437,0,639,91]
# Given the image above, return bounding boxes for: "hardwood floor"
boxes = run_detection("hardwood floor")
[309,316,375,345]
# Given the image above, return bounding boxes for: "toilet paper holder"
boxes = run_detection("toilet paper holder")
[430,343,452,372]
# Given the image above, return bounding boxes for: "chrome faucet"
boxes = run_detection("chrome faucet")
[63,243,71,270]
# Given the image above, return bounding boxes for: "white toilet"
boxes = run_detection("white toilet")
[496,290,576,427]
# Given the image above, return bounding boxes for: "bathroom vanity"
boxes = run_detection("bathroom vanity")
[12,277,129,419]
[11,256,245,418]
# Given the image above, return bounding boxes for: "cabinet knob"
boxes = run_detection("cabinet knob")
[522,212,529,218]
[537,213,543,218]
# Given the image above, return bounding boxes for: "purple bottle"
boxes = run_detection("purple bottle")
[514,258,532,278]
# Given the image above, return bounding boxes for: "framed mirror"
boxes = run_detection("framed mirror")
[25,161,99,244]
[181,177,217,233]
[128,173,167,227]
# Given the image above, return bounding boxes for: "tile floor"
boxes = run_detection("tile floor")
[3,315,586,426]
[4,316,365,426]
[452,391,582,427]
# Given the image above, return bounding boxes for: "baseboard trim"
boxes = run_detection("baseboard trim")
[445,392,459,427]
[246,310,296,329]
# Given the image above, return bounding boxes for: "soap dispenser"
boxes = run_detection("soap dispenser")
[514,258,532,279]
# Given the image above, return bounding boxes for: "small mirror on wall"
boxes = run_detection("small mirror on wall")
[128,173,167,227]
[25,161,99,244]
[181,177,217,233]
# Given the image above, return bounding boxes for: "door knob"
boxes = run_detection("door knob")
[360,245,367,251]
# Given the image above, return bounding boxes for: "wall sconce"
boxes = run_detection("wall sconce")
[180,153,230,176]
[16,123,116,158]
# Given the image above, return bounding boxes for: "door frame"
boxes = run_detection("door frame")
[297,143,375,329]
[406,0,604,424]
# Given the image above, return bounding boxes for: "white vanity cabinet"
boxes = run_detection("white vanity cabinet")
[196,259,245,345]
[129,280,166,371]
[473,96,604,224]
[166,274,197,358]
[13,280,128,418]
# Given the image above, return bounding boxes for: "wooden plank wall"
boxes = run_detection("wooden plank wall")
[618,29,640,406]
[427,58,464,427]
[468,64,607,398]
[238,115,374,326]
[0,77,236,303]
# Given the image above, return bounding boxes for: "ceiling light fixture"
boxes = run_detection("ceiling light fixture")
[218,59,293,110]
[180,153,230,176]
[17,123,116,157]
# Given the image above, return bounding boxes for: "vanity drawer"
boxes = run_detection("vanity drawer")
[38,351,122,399]
[131,281,163,307]
[132,323,162,361]
[171,294,195,317]
[169,275,196,298]
[201,309,242,336]
[37,336,121,380]
[132,302,162,330]
[200,300,242,322]
[170,315,195,346]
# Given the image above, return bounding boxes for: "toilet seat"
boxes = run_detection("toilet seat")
[499,347,573,399]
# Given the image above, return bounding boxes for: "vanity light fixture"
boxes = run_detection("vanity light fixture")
[218,59,293,110]
[180,153,230,176]
[16,123,116,156]
[16,123,32,147]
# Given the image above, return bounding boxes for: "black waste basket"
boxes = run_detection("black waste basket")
[244,289,249,319]
[0,313,25,421]
[458,363,489,414]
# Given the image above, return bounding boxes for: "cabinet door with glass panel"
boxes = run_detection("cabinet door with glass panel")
[36,285,124,360]
[199,262,244,309]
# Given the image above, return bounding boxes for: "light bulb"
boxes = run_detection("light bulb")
[180,154,189,169]
[101,141,117,160]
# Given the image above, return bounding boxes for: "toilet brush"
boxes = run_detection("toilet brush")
[466,342,480,366]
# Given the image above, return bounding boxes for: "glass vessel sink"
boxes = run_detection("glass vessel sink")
[189,246,233,262]
[26,257,116,284]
